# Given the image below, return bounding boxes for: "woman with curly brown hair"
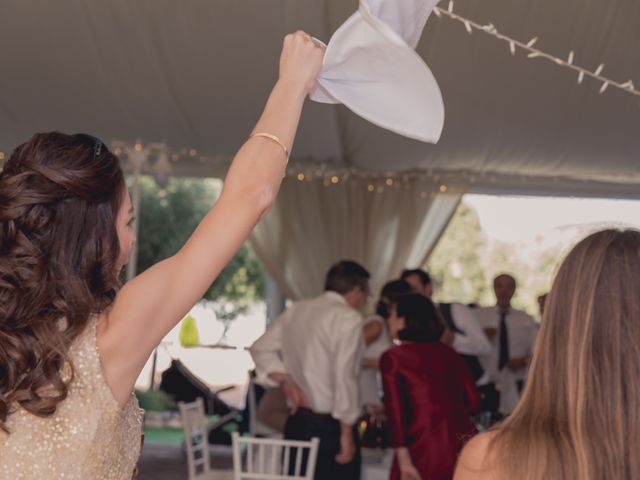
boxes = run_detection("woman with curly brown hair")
[0,32,323,479]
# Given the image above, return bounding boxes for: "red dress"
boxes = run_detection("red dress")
[381,342,480,480]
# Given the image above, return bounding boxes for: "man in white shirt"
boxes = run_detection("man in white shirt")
[250,260,369,480]
[475,274,538,415]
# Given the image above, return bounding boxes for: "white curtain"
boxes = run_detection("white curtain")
[250,176,462,300]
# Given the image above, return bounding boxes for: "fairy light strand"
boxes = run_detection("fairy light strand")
[433,2,640,97]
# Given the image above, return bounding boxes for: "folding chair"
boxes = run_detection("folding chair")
[179,398,233,480]
[231,432,320,480]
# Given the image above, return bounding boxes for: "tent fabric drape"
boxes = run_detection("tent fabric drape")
[2,0,639,197]
[250,177,461,300]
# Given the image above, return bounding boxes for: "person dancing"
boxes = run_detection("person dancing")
[382,294,480,480]
[0,32,323,479]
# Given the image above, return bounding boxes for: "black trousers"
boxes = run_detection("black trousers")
[478,382,500,419]
[284,410,361,480]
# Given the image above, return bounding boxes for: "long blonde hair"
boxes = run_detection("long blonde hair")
[491,229,640,480]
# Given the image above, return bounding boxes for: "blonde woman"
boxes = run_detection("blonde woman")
[454,229,640,480]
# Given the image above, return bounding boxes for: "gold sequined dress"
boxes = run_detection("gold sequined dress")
[0,318,143,479]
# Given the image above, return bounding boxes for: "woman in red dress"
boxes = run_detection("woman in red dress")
[381,294,480,480]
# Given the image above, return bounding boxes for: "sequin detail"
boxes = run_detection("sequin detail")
[0,318,143,479]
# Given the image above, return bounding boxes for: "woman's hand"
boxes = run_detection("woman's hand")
[400,463,421,480]
[279,31,325,94]
[397,447,422,480]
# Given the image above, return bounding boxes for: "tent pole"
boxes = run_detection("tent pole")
[126,148,145,282]
[149,348,159,390]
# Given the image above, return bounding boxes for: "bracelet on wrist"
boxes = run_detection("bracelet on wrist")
[248,132,290,163]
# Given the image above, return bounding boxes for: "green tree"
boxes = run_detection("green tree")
[133,176,264,342]
[427,201,487,304]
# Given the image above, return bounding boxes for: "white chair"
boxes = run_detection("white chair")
[247,371,282,438]
[231,432,320,480]
[178,398,234,480]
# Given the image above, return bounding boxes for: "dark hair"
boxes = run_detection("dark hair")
[0,132,125,432]
[400,268,431,287]
[394,294,444,343]
[324,260,370,294]
[376,279,412,319]
[494,273,516,288]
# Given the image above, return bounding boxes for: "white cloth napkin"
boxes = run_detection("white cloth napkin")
[310,0,444,144]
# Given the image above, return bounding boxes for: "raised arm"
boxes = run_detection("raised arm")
[98,32,324,405]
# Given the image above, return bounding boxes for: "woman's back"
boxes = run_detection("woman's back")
[382,342,478,434]
[455,229,640,480]
[0,317,142,479]
[382,342,479,480]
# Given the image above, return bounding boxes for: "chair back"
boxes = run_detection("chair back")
[231,432,319,480]
[179,398,213,479]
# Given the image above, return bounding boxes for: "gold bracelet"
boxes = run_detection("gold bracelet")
[249,132,290,163]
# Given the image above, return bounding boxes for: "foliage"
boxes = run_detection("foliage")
[427,202,488,304]
[132,177,264,339]
[135,388,177,412]
[427,200,563,318]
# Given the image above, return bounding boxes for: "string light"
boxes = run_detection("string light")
[111,143,583,200]
[434,3,640,97]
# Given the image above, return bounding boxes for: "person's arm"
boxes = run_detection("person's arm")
[450,304,492,356]
[98,33,324,406]
[381,353,421,477]
[363,318,384,346]
[249,311,289,387]
[396,447,421,480]
[380,350,408,449]
[250,315,310,415]
[332,314,364,464]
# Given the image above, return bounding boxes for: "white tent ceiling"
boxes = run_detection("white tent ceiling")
[1,0,639,197]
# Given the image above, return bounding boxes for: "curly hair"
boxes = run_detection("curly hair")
[0,132,125,433]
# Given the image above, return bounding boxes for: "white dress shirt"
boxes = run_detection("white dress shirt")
[250,291,364,426]
[475,306,538,413]
[310,0,444,143]
[359,314,393,406]
[435,302,492,385]
[438,303,492,357]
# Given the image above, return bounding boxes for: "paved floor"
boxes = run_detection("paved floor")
[138,443,234,480]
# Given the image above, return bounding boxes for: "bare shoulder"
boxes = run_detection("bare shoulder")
[454,431,499,480]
